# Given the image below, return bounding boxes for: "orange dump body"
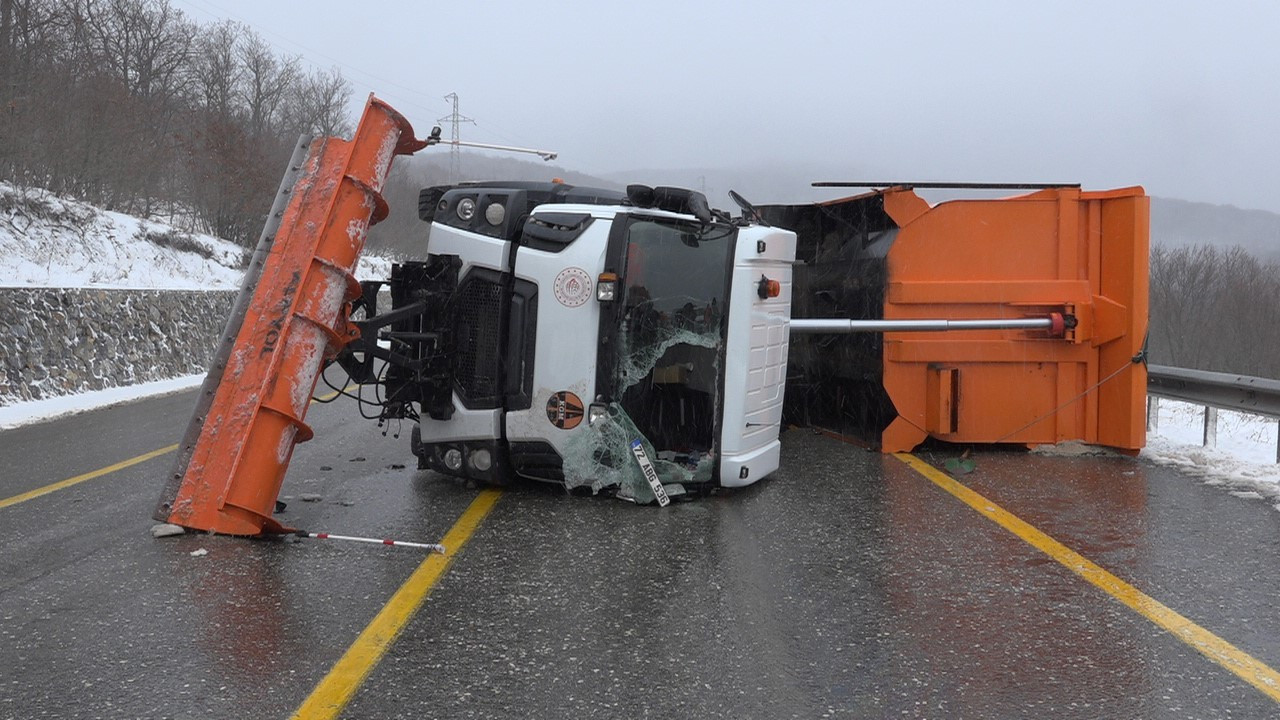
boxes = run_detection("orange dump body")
[879,187,1149,452]
[155,96,426,535]
[764,185,1148,455]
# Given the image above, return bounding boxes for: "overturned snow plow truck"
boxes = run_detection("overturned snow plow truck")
[154,97,1148,535]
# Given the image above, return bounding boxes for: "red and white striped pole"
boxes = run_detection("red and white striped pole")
[295,530,446,554]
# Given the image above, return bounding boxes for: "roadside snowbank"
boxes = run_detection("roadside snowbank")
[0,373,205,429]
[1142,399,1280,506]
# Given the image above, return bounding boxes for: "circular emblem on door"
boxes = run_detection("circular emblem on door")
[546,391,585,430]
[553,267,592,308]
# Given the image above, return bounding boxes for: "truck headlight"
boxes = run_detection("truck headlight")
[484,202,505,226]
[456,197,476,222]
[443,447,463,471]
[469,448,493,472]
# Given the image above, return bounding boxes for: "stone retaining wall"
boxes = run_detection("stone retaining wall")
[0,288,236,405]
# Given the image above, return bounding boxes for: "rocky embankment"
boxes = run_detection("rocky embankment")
[0,288,233,404]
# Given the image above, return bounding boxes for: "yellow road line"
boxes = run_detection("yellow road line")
[0,387,348,510]
[291,489,503,720]
[311,389,345,404]
[0,444,178,509]
[895,452,1280,704]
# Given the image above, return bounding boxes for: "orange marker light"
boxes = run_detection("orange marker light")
[597,272,619,302]
[757,275,781,299]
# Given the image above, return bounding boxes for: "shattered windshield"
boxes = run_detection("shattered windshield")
[565,217,735,501]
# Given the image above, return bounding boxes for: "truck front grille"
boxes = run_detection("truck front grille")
[454,273,504,408]
[509,441,564,483]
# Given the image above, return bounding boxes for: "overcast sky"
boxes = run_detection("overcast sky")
[172,0,1280,213]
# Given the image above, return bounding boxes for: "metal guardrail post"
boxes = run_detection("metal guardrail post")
[1202,407,1218,450]
[1147,364,1280,463]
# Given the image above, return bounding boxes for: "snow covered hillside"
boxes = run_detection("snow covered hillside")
[0,182,392,289]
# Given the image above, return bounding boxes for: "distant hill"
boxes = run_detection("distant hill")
[1150,197,1280,262]
[368,154,1280,264]
[604,167,1280,263]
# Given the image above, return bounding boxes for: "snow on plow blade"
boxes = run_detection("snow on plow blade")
[768,186,1149,454]
[153,96,426,535]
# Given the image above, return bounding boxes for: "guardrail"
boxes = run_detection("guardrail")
[1147,364,1280,463]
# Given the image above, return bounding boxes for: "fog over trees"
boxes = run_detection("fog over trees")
[1148,245,1280,379]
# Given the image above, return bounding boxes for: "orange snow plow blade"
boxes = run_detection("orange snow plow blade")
[878,186,1149,453]
[153,96,427,535]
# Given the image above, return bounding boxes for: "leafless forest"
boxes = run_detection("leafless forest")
[0,0,352,243]
[1148,245,1280,379]
[2,0,1277,380]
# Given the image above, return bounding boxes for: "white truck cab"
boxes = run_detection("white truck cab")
[384,182,795,502]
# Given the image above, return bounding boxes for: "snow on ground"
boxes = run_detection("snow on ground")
[1142,398,1280,508]
[0,182,393,289]
[0,374,205,429]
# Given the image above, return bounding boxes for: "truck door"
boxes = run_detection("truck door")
[502,208,614,482]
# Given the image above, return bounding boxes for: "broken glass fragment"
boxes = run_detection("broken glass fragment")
[560,402,714,503]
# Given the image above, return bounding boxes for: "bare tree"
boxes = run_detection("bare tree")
[237,30,298,137]
[65,0,195,99]
[283,66,352,138]
[189,18,241,118]
[0,0,11,82]
[1149,244,1280,379]
[0,0,68,182]
[0,0,357,245]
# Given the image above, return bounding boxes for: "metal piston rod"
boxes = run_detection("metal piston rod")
[790,317,1057,333]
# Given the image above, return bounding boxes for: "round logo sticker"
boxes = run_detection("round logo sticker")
[553,267,592,308]
[546,391,585,430]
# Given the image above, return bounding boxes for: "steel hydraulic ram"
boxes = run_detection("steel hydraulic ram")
[153,96,428,536]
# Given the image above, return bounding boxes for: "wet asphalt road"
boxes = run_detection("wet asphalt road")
[3,388,1280,718]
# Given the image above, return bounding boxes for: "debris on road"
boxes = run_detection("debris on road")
[1031,441,1119,457]
[944,455,977,475]
[149,523,185,538]
[189,548,208,557]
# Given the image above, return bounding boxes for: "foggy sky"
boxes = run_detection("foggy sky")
[174,0,1280,213]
